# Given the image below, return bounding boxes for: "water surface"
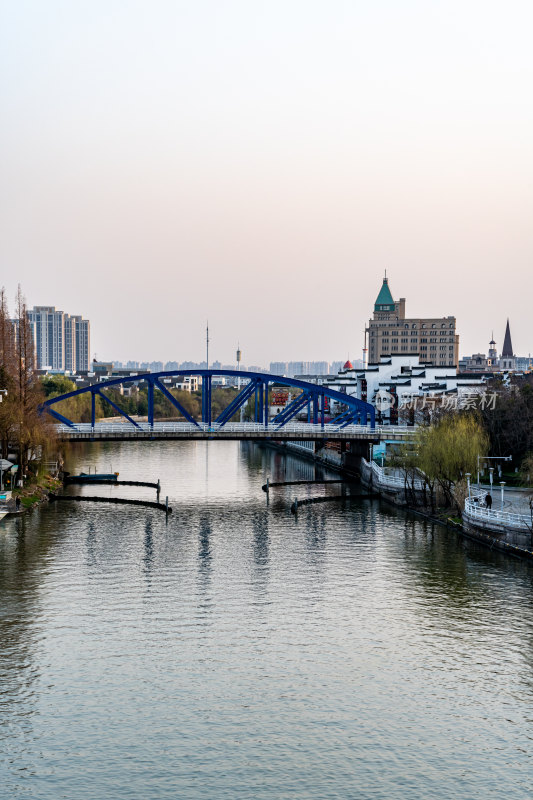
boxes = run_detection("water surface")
[1,441,532,799]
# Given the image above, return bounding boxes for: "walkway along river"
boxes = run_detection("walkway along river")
[0,440,532,800]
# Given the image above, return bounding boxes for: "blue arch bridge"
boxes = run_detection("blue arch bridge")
[42,369,408,443]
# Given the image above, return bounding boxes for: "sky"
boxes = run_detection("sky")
[1,0,532,366]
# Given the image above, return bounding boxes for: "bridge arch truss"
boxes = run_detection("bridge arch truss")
[41,369,375,432]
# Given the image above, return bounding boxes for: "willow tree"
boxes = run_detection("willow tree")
[417,413,488,509]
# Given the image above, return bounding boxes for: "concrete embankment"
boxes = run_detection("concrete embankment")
[265,440,362,478]
[268,442,533,561]
[359,457,533,560]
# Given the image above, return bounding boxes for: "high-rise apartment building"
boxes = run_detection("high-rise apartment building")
[64,315,77,371]
[269,361,335,377]
[27,307,65,370]
[74,316,91,372]
[26,306,91,371]
[270,362,288,375]
[367,277,459,368]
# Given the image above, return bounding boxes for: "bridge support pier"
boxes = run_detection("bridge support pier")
[148,382,154,427]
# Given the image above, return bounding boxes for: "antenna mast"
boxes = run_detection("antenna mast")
[206,321,209,370]
[236,343,241,380]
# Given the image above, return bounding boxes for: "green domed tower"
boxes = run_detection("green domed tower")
[374,276,396,314]
[366,273,458,367]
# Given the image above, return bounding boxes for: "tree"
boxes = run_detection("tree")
[389,443,431,508]
[417,413,489,510]
[0,289,17,458]
[0,287,56,479]
[42,374,103,424]
[478,376,533,465]
[41,374,78,397]
[170,388,200,419]
[517,453,533,539]
[13,287,56,478]
[520,452,533,489]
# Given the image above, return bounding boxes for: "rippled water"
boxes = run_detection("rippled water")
[1,441,532,799]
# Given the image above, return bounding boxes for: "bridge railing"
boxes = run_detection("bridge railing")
[55,421,379,435]
[55,421,417,436]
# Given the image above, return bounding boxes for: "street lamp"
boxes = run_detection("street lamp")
[466,473,471,498]
[489,467,494,493]
[478,454,512,487]
[500,481,505,511]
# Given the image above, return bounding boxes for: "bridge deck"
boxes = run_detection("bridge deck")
[55,422,413,442]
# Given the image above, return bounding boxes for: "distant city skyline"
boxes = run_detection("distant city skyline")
[106,359,359,377]
[9,284,530,370]
[1,2,531,364]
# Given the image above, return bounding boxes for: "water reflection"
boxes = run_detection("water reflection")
[305,507,328,565]
[0,441,532,800]
[197,515,212,597]
[143,516,154,580]
[85,520,97,569]
[251,511,269,600]
[0,515,47,735]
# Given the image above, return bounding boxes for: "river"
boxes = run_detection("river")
[1,440,532,799]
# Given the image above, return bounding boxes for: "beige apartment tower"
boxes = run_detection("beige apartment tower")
[367,277,459,367]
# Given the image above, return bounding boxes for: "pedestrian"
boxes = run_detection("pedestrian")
[15,496,21,511]
[485,493,492,510]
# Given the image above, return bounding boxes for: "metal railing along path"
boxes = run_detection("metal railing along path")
[367,459,427,491]
[464,495,532,531]
[365,463,532,532]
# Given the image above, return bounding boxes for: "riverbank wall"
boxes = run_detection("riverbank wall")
[269,440,533,561]
[268,440,361,478]
[359,456,533,560]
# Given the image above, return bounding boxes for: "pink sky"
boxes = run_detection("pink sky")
[1,1,532,365]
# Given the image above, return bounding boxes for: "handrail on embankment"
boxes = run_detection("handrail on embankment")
[464,494,531,530]
[363,458,426,491]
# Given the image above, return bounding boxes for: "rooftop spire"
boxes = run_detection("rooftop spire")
[374,275,395,312]
[501,318,514,357]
